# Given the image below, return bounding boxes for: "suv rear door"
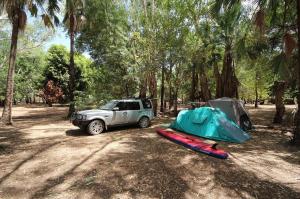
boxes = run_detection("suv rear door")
[125,101,142,123]
[111,101,128,125]
[141,99,154,119]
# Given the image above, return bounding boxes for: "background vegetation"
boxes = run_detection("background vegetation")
[1,0,300,143]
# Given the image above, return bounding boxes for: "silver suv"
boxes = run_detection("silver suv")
[71,98,154,135]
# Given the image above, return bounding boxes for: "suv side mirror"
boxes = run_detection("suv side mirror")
[112,107,119,111]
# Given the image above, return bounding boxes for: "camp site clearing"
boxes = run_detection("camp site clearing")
[0,104,300,199]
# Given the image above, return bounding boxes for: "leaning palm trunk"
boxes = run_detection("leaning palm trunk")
[67,15,76,118]
[292,0,300,144]
[1,16,19,125]
[273,81,286,124]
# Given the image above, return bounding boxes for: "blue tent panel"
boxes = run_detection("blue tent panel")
[170,107,250,143]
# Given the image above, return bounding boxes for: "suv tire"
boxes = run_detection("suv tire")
[139,116,150,128]
[87,120,105,135]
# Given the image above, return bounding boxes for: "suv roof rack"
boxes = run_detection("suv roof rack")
[122,96,152,100]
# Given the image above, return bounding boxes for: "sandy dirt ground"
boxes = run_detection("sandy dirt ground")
[0,104,300,199]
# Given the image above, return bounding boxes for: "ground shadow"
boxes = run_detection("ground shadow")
[36,131,190,199]
[65,129,89,137]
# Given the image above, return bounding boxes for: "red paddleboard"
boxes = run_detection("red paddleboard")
[156,128,228,159]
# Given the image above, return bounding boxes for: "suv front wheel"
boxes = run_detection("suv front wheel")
[88,120,105,135]
[139,116,150,128]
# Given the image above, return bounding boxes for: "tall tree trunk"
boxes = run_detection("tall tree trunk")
[255,71,259,108]
[68,14,76,118]
[160,65,165,113]
[148,72,157,116]
[292,0,300,144]
[214,63,222,99]
[221,45,238,98]
[139,76,147,98]
[174,88,178,116]
[1,16,19,125]
[199,63,211,101]
[273,81,286,124]
[190,62,196,101]
[125,83,129,97]
[168,64,173,110]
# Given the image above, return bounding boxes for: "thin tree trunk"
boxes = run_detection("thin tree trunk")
[125,83,129,97]
[214,63,222,99]
[199,63,211,101]
[292,0,300,144]
[168,64,173,110]
[139,76,147,98]
[273,81,286,124]
[68,15,76,118]
[1,17,19,125]
[148,72,157,116]
[160,65,165,113]
[174,88,178,116]
[190,62,196,101]
[255,71,259,108]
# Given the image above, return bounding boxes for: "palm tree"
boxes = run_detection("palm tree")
[63,0,85,117]
[211,2,243,98]
[0,0,60,125]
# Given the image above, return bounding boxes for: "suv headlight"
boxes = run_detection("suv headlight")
[75,114,87,120]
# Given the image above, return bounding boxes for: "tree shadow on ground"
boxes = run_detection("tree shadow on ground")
[38,130,190,199]
[1,105,300,198]
[65,125,140,137]
[0,138,70,186]
[65,129,88,137]
[30,138,115,199]
[12,109,67,130]
[220,131,300,169]
[31,129,299,199]
[210,157,300,198]
[0,127,29,156]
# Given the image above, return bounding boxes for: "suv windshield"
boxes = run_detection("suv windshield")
[99,100,118,110]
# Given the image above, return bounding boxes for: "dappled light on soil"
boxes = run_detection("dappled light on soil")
[0,105,299,198]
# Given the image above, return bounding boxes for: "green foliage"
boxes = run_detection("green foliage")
[0,20,53,103]
[44,45,70,96]
[44,44,91,103]
[14,50,46,101]
[1,0,298,110]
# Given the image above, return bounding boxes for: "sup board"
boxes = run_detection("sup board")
[156,128,228,159]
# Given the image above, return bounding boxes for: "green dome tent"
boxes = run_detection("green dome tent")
[170,107,250,143]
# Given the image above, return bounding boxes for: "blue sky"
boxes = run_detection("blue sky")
[25,11,70,51]
[45,27,70,50]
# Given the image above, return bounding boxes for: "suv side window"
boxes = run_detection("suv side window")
[115,102,126,111]
[142,99,152,109]
[126,102,141,110]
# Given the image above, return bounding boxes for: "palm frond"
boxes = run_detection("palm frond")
[41,14,54,28]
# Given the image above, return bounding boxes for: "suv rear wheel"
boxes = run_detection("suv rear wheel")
[139,116,150,128]
[88,120,104,135]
